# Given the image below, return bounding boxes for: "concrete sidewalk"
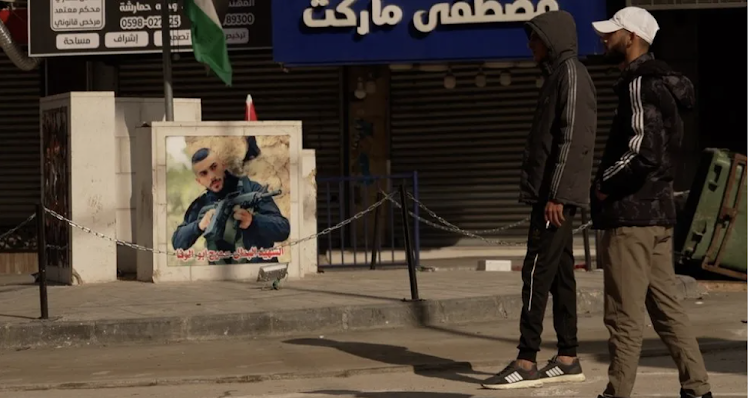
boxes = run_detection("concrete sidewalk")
[0,270,705,349]
[0,292,744,393]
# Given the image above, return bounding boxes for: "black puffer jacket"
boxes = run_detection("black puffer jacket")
[591,53,696,229]
[519,11,598,208]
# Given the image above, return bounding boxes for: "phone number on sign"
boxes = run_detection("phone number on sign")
[224,13,254,26]
[120,15,182,30]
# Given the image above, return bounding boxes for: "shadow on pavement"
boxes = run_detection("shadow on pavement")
[422,324,747,376]
[285,338,489,385]
[306,390,473,398]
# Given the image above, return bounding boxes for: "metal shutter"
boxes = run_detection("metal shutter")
[389,62,618,248]
[0,52,42,251]
[116,50,344,241]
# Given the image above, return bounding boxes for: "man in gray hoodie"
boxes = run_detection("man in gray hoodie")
[482,10,597,390]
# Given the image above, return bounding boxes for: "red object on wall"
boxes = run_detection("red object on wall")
[245,94,258,121]
[0,8,28,45]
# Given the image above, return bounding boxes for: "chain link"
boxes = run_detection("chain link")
[384,191,594,247]
[383,193,526,246]
[42,192,399,255]
[273,191,397,248]
[44,207,174,254]
[404,191,530,234]
[0,187,687,253]
[0,214,36,243]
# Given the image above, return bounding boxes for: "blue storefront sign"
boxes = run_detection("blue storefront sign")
[272,0,607,66]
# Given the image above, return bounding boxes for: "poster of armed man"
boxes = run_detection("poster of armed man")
[165,135,292,267]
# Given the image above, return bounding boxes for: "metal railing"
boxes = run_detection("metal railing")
[316,172,421,269]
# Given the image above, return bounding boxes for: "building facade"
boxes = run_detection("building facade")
[0,0,746,272]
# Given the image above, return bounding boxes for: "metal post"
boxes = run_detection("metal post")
[581,208,592,271]
[370,191,382,270]
[36,203,49,320]
[399,184,420,301]
[411,171,420,268]
[161,0,174,121]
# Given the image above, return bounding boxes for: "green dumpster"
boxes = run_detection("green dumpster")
[674,148,747,280]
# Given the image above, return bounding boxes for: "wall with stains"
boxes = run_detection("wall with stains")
[114,98,202,275]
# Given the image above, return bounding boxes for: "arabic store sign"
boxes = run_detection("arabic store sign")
[272,0,606,65]
[29,0,271,57]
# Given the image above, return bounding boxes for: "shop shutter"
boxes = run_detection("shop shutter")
[0,52,42,249]
[389,62,618,248]
[116,49,345,242]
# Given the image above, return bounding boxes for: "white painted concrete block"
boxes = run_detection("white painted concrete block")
[477,259,512,272]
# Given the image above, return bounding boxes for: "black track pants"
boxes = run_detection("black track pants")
[517,204,578,363]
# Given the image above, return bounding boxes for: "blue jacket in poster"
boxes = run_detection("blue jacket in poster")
[171,172,291,264]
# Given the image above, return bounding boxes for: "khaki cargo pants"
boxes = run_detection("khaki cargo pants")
[601,226,711,398]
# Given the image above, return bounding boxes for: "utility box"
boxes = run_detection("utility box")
[675,148,747,280]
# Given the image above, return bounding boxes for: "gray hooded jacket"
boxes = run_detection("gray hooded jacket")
[519,11,597,208]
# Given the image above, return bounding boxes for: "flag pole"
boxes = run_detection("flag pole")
[161,0,174,121]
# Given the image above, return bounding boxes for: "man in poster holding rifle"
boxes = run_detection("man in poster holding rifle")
[172,137,290,265]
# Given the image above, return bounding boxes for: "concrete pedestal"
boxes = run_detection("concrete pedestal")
[114,98,202,274]
[40,92,117,284]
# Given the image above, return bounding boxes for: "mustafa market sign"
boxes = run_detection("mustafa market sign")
[271,0,607,65]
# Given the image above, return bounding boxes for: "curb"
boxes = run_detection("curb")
[0,338,743,392]
[0,289,602,350]
[0,275,704,350]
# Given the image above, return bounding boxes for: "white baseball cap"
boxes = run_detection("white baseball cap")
[592,7,660,45]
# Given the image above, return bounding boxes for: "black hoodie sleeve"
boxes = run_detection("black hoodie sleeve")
[549,59,597,204]
[549,59,578,201]
[597,76,666,195]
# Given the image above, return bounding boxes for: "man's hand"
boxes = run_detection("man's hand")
[198,209,216,231]
[233,205,253,229]
[595,190,608,202]
[545,200,565,228]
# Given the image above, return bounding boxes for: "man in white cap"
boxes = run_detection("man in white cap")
[590,7,713,398]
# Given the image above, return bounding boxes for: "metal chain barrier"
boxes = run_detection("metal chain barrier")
[406,191,593,236]
[41,191,399,255]
[0,213,36,243]
[406,191,592,235]
[382,191,525,246]
[405,191,530,235]
[8,186,700,252]
[381,189,593,247]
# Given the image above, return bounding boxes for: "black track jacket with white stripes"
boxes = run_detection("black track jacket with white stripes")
[519,11,598,208]
[591,53,696,229]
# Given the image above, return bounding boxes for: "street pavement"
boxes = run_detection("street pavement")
[2,349,746,398]
[0,292,745,398]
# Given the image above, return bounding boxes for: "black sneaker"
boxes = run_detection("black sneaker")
[481,361,543,390]
[538,355,586,384]
[680,389,713,398]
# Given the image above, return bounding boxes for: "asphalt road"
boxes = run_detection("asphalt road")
[2,349,746,398]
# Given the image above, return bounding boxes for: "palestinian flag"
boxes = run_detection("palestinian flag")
[184,0,232,86]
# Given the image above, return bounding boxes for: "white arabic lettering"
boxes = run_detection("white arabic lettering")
[227,32,247,40]
[154,2,180,12]
[302,0,559,36]
[303,0,404,36]
[114,33,140,44]
[303,0,358,28]
[412,0,560,33]
[51,0,105,31]
[119,1,152,14]
[63,37,92,45]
